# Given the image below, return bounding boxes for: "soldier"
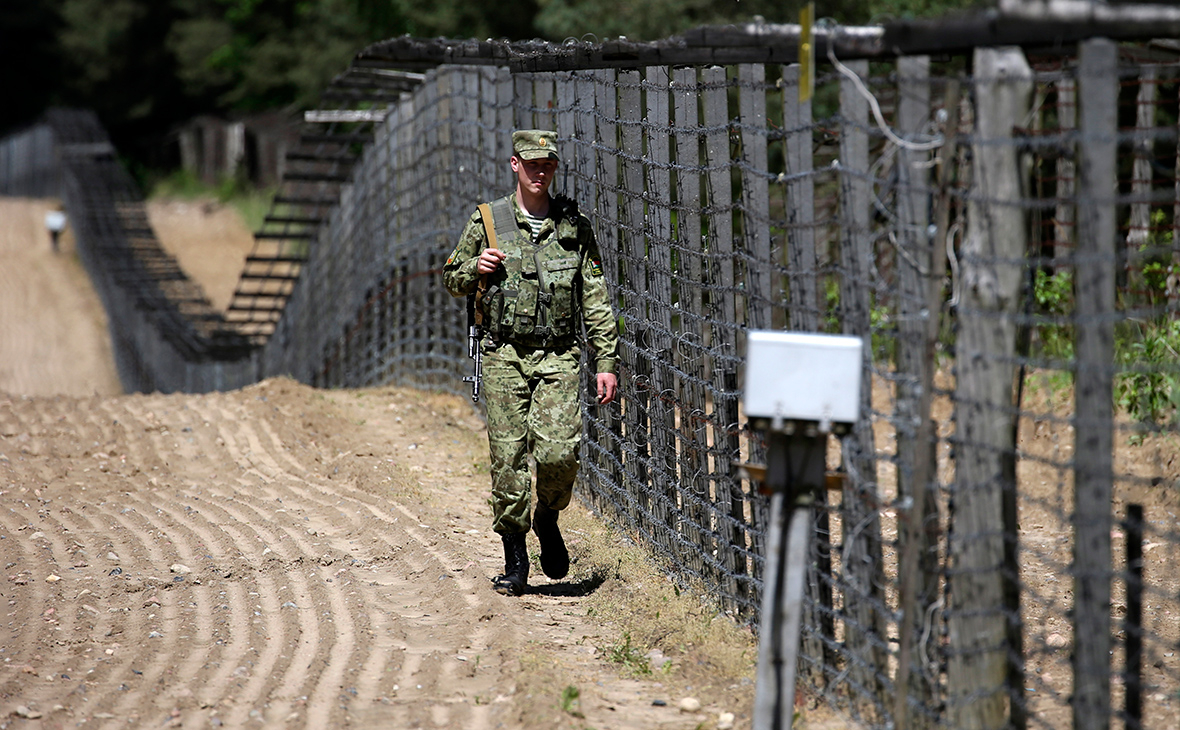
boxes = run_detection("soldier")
[443,130,619,596]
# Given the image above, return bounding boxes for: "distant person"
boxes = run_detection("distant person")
[44,207,66,253]
[443,130,620,596]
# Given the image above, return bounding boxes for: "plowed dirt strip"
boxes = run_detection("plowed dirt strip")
[0,379,726,730]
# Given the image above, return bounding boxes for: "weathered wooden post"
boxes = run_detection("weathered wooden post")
[947,46,1032,730]
[780,62,833,687]
[1055,75,1076,252]
[592,68,626,519]
[835,57,887,715]
[1074,36,1117,730]
[618,68,651,534]
[644,65,680,553]
[893,53,940,730]
[704,65,748,609]
[672,66,713,580]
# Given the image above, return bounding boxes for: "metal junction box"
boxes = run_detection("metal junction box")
[743,331,864,433]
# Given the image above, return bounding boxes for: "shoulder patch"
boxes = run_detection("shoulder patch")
[589,257,604,277]
[446,252,456,266]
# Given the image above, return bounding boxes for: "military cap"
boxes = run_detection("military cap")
[512,129,559,160]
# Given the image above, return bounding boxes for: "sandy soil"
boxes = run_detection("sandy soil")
[0,196,754,730]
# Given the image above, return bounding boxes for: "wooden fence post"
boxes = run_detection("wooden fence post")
[947,46,1032,730]
[477,68,499,208]
[836,57,888,718]
[739,63,772,333]
[494,68,513,166]
[672,66,714,584]
[1175,79,1180,267]
[738,63,771,588]
[421,71,443,378]
[1073,36,1117,730]
[644,65,681,556]
[782,64,819,334]
[618,69,652,537]
[1128,64,1155,256]
[534,75,555,132]
[704,65,747,612]
[555,71,576,198]
[893,53,940,730]
[592,68,626,525]
[781,62,833,687]
[514,74,533,129]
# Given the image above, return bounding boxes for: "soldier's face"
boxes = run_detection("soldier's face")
[512,156,558,196]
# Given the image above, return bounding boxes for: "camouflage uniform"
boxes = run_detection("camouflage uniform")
[443,192,618,534]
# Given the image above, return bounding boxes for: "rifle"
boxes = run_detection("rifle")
[461,202,496,403]
[462,291,483,403]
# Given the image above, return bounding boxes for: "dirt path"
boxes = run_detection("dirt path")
[0,197,755,729]
[0,198,121,398]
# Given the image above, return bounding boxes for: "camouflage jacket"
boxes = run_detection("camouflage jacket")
[443,193,618,375]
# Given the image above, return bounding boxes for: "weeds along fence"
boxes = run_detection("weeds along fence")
[7,13,1180,730]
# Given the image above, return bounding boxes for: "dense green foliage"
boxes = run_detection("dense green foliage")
[1,0,981,168]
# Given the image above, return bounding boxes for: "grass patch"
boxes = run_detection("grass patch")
[560,500,758,703]
[560,685,584,718]
[604,632,652,676]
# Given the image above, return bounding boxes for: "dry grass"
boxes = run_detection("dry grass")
[560,500,758,703]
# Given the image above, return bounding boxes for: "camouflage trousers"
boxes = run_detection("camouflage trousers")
[482,339,582,534]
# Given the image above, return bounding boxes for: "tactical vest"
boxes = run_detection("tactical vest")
[480,196,584,347]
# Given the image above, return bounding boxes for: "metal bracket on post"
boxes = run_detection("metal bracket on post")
[742,331,864,730]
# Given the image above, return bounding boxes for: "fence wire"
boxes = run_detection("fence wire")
[5,27,1180,730]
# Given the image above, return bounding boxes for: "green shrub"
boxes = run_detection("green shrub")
[1115,318,1180,430]
[1032,268,1074,363]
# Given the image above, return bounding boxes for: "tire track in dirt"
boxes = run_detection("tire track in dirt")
[186,399,379,727]
[144,501,270,711]
[175,492,344,728]
[112,417,325,727]
[181,394,501,728]
[235,402,515,729]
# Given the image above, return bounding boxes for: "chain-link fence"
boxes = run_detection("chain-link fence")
[6,14,1180,729]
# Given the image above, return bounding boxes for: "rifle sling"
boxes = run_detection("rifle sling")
[474,203,498,327]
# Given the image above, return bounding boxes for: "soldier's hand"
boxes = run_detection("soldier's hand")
[596,372,618,405]
[477,248,506,274]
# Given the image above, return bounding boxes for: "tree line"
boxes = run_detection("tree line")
[0,0,980,173]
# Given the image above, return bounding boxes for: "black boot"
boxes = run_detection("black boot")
[493,532,529,596]
[532,504,569,580]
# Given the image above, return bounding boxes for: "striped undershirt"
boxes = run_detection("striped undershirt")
[524,212,547,240]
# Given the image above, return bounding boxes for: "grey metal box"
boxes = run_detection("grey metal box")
[743,331,864,429]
